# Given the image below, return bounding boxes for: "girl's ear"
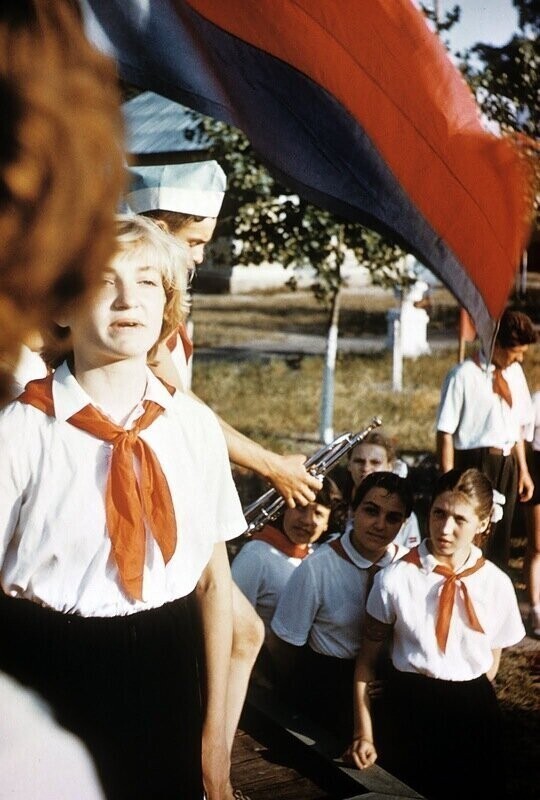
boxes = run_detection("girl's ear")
[153,219,170,234]
[477,517,490,535]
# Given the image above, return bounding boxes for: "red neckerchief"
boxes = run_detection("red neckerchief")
[18,374,177,601]
[403,546,485,652]
[166,322,193,362]
[251,525,310,559]
[472,352,512,407]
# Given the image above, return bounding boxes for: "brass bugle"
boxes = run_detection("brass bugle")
[242,416,382,535]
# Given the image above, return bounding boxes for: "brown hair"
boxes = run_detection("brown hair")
[431,468,493,543]
[142,209,206,235]
[0,1,125,401]
[271,476,344,537]
[495,309,537,348]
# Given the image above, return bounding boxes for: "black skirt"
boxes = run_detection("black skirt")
[378,668,507,800]
[0,592,203,800]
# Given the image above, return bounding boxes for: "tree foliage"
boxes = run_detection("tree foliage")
[460,0,538,140]
[420,2,461,39]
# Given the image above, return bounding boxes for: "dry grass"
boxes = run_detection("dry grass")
[192,346,540,454]
[192,351,454,453]
[192,286,462,345]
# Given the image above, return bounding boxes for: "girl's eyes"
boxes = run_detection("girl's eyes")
[101,277,161,287]
[361,505,379,515]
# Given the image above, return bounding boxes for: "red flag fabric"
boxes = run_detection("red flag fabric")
[83,0,535,354]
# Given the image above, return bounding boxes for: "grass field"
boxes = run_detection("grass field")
[191,288,540,455]
[191,287,540,799]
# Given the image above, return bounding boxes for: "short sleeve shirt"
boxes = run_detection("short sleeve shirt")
[436,357,534,452]
[271,532,406,659]
[532,391,540,452]
[231,540,308,630]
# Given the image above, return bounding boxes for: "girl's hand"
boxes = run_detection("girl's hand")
[343,737,378,770]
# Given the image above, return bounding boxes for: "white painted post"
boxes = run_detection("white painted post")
[319,318,338,444]
[391,310,403,393]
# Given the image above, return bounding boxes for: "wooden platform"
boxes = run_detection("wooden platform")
[231,685,424,800]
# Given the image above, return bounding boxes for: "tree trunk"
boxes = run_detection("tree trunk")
[319,286,341,443]
[391,302,403,393]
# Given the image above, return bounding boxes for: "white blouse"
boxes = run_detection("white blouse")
[436,357,534,453]
[367,540,525,680]
[0,362,246,617]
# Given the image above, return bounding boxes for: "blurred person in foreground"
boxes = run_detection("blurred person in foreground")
[0,2,124,797]
[0,0,124,405]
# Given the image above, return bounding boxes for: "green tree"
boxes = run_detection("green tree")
[196,114,406,299]
[460,0,538,140]
[419,2,461,42]
[193,112,409,438]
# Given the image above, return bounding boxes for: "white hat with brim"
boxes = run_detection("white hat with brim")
[126,161,227,218]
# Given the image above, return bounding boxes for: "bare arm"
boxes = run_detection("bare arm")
[345,636,385,770]
[515,440,534,502]
[194,542,234,800]
[216,420,321,507]
[437,430,454,473]
[151,343,321,507]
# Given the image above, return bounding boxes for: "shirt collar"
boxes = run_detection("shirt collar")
[417,539,484,574]
[52,361,176,422]
[341,530,396,569]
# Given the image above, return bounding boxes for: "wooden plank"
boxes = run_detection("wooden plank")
[231,723,341,800]
[245,684,425,800]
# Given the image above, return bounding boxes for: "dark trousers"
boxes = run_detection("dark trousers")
[454,448,518,569]
[272,645,355,751]
[0,592,203,800]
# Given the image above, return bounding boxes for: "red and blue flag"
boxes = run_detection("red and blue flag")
[82,0,535,353]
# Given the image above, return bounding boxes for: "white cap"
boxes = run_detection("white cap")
[125,161,227,218]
